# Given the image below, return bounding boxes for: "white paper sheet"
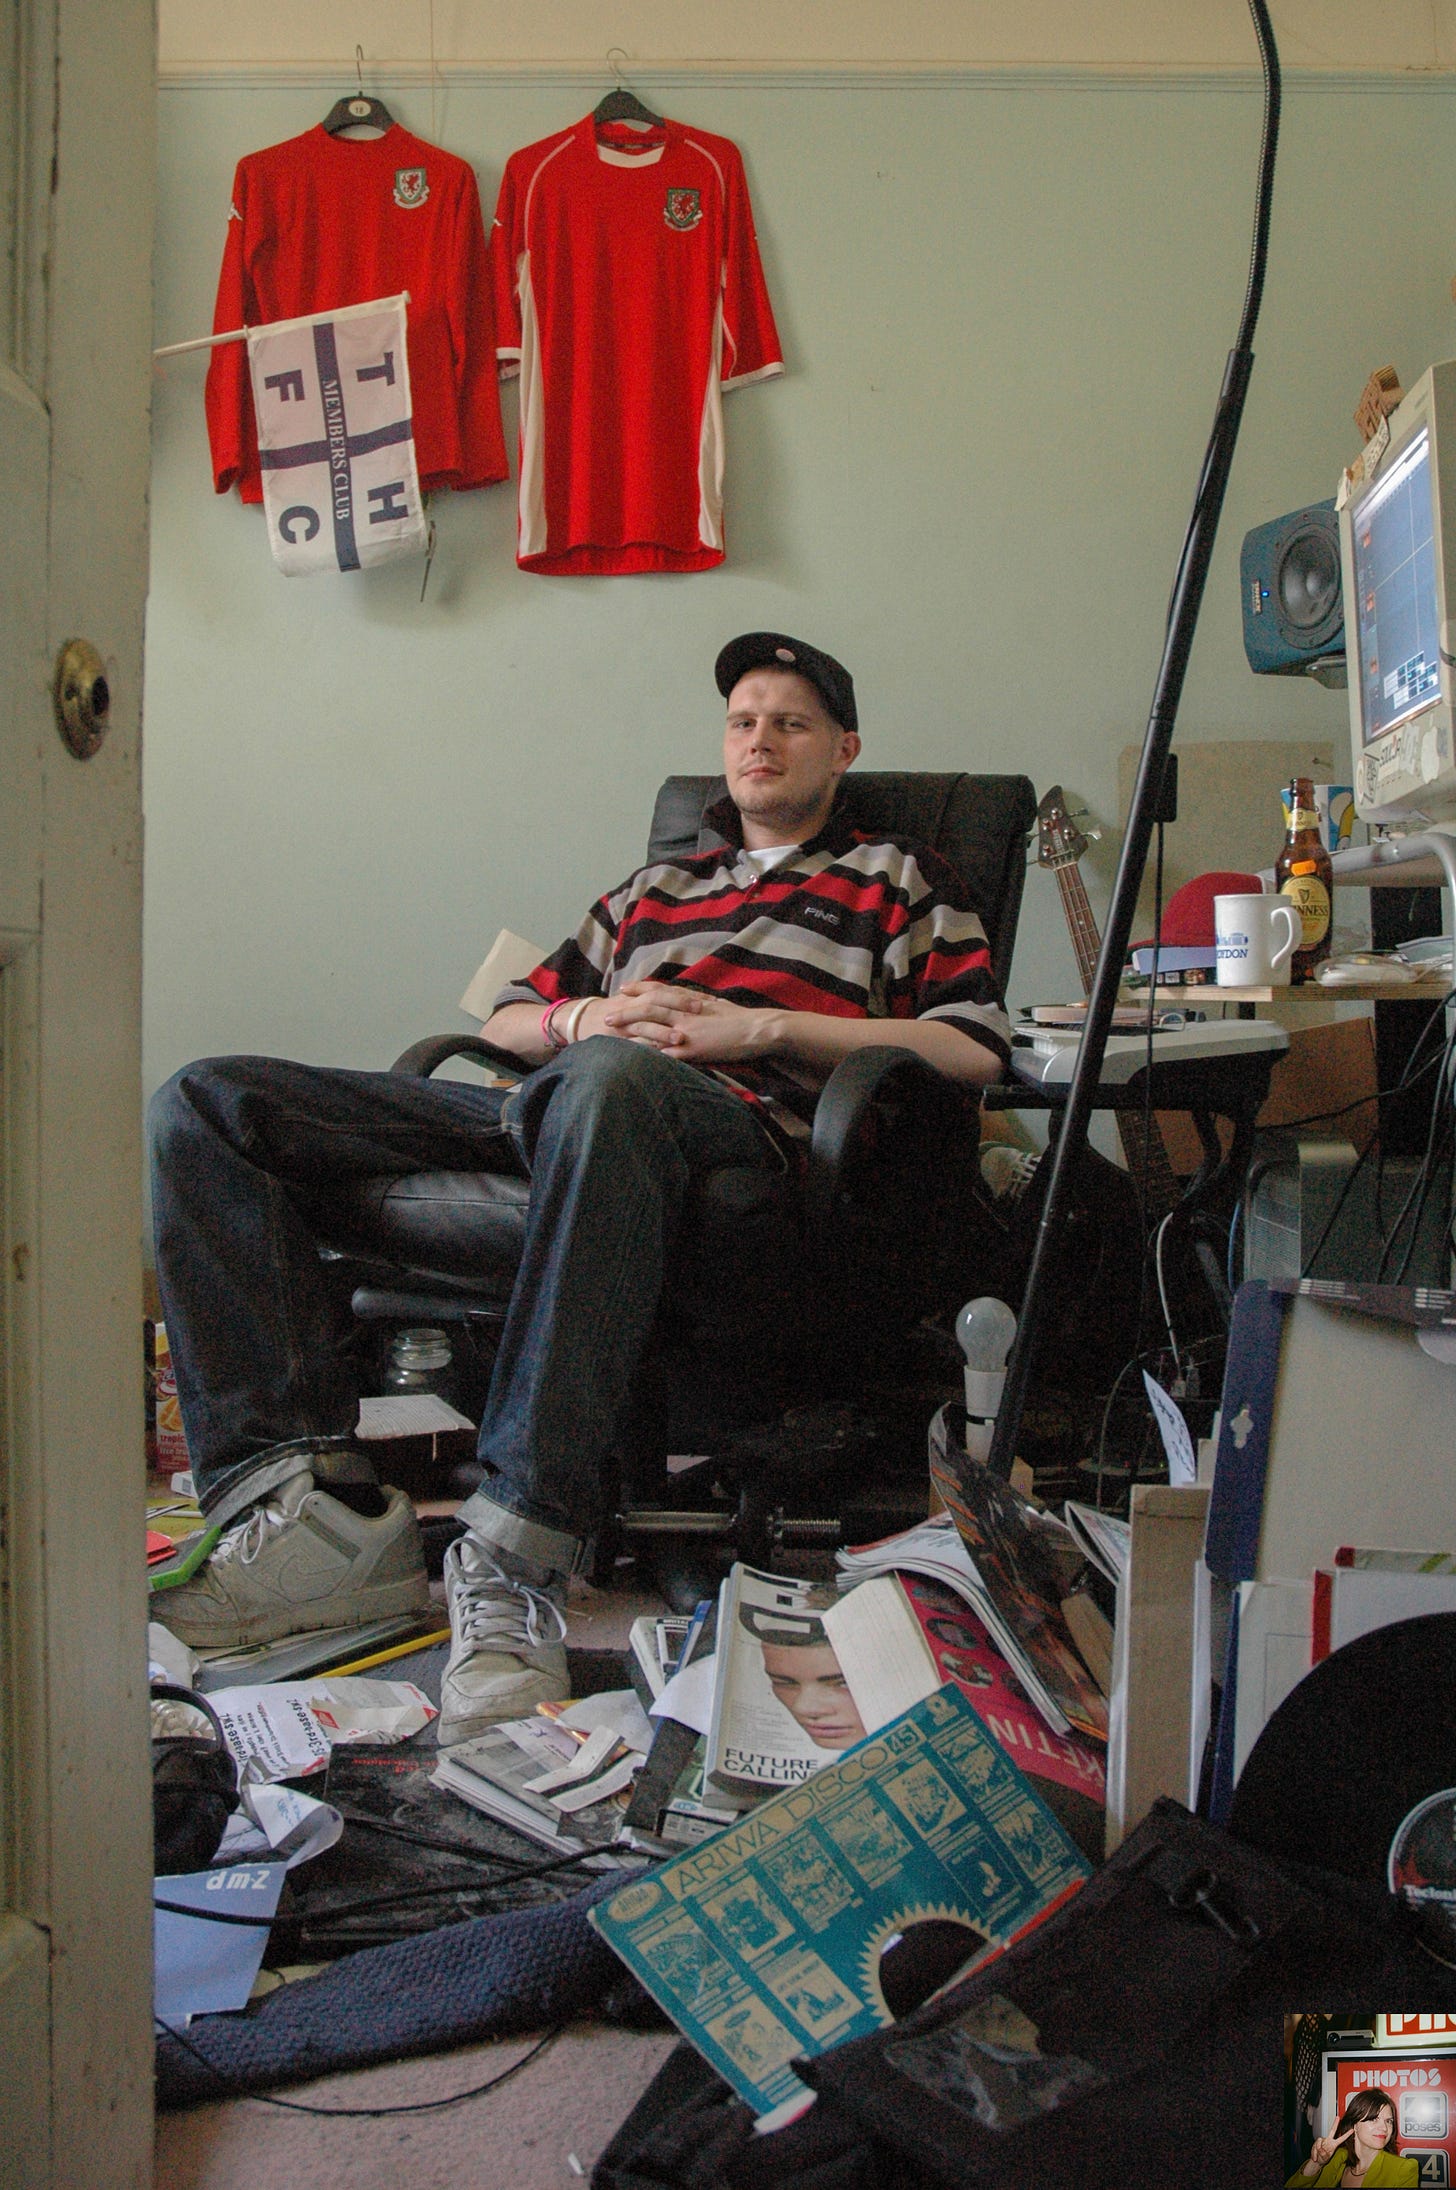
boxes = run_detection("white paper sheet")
[559,1688,655,1755]
[154,1863,286,2025]
[1143,1371,1198,1487]
[524,1723,622,1793]
[356,1393,476,1438]
[650,1650,717,1734]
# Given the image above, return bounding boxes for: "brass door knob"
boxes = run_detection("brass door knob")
[53,638,111,758]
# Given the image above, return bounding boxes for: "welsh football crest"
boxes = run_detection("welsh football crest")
[664,187,702,232]
[393,167,429,209]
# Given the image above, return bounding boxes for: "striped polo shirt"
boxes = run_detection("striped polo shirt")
[497,793,1011,1152]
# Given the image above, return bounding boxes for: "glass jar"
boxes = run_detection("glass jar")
[384,1326,452,1395]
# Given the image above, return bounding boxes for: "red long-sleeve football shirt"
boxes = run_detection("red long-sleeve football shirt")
[205,124,508,504]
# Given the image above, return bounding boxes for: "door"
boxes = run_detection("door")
[0,1,155,2183]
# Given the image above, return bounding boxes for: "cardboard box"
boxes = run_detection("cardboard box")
[1155,1013,1378,1175]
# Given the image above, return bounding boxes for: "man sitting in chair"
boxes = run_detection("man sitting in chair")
[150,633,1011,1744]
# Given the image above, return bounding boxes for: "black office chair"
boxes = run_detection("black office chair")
[316,771,1037,1577]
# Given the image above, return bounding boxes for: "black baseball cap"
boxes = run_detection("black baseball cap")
[714,632,858,737]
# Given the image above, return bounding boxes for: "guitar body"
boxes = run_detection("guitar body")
[1034,786,1228,1351]
[1002,1139,1146,1392]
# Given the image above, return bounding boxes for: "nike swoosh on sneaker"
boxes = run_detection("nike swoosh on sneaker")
[273,1529,360,1603]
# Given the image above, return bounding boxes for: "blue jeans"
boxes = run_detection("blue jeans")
[148,1039,781,1568]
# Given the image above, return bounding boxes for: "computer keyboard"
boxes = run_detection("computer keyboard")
[1011,1018,1289,1086]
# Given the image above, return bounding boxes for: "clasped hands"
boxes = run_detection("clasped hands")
[581,980,777,1065]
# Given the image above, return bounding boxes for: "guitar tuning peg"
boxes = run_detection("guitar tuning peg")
[1084,825,1103,843]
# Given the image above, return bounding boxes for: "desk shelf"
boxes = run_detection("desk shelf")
[1119,978,1452,1006]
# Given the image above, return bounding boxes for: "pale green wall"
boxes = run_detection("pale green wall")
[144,75,1456,1098]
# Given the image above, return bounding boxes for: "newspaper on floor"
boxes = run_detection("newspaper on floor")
[205,1677,436,1781]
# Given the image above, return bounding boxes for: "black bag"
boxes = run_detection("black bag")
[594,1799,1456,2190]
[592,2040,885,2190]
[152,1681,239,1875]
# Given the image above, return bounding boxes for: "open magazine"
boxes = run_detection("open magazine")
[1062,1500,1131,1589]
[829,1570,1106,1802]
[902,1585,1094,1804]
[819,1569,1104,1862]
[836,1412,1107,1745]
[926,1406,1108,1744]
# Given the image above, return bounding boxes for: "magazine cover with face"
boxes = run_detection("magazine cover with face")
[705,1566,870,1796]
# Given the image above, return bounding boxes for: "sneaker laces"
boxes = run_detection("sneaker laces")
[447,1542,567,1653]
[208,1487,299,1570]
[980,1143,1041,1206]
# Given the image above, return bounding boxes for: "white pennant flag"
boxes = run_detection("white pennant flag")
[247,294,426,576]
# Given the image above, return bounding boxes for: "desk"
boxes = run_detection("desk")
[1122,978,1451,1008]
[1126,829,1455,1008]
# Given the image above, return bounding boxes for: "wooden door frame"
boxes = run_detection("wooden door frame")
[1,1,157,2181]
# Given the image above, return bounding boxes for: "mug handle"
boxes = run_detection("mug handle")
[1269,901,1299,972]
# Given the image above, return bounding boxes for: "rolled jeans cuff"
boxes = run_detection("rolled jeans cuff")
[202,1437,379,1529]
[457,1487,581,1580]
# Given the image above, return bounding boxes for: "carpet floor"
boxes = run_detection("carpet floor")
[153,2022,676,2188]
[153,1555,684,2186]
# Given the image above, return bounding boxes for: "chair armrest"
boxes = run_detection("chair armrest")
[389,1033,527,1078]
[805,1045,979,1235]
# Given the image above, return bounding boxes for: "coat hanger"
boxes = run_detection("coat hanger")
[592,48,662,132]
[322,46,396,137]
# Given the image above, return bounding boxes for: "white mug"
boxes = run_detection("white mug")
[1214,892,1299,986]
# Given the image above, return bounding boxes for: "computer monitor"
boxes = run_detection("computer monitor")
[1339,357,1456,828]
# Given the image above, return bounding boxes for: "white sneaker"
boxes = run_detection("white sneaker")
[158,1473,430,1649]
[438,1534,569,1746]
[980,1143,1041,1207]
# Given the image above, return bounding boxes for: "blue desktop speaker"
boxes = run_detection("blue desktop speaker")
[1240,498,1344,677]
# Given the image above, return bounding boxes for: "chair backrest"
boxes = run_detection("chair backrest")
[647,771,1037,998]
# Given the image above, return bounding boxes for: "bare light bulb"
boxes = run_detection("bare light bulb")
[955,1296,1017,1463]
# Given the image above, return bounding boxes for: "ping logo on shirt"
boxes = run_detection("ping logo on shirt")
[664,187,702,231]
[393,167,429,209]
[800,903,841,931]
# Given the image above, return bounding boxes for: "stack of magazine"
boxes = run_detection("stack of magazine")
[684,1553,1105,1837]
[430,1452,1116,1866]
[835,1510,1107,1745]
[431,1713,646,1862]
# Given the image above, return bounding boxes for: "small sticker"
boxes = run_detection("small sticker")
[393,167,429,209]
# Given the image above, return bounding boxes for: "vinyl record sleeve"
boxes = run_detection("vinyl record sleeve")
[1227,1611,1456,1882]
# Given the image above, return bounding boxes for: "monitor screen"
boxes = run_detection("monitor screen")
[1349,424,1441,746]
[1340,356,1456,826]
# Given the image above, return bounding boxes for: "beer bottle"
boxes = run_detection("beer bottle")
[1275,777,1334,981]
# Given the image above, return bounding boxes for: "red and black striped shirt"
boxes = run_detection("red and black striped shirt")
[497,793,1010,1151]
